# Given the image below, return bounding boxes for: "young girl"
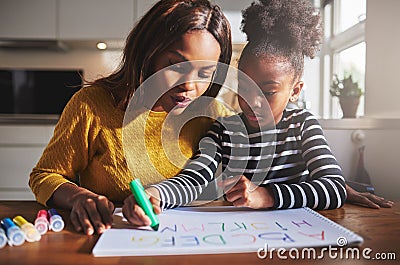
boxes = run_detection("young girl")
[123,0,348,225]
[29,0,232,235]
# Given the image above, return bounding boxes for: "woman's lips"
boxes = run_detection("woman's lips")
[172,95,192,108]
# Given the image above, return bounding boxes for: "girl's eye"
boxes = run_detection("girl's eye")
[263,91,276,96]
[198,71,214,79]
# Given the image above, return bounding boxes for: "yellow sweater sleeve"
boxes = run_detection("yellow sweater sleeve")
[29,87,99,206]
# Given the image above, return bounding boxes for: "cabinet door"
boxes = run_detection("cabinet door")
[59,0,135,40]
[0,125,54,200]
[0,0,57,39]
[0,146,43,200]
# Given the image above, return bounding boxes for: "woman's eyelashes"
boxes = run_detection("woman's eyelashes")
[169,60,187,73]
[168,60,215,79]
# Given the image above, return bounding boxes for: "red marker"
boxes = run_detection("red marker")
[34,210,49,235]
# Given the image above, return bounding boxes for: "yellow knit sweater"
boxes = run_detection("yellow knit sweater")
[29,86,232,205]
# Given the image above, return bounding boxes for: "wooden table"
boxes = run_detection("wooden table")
[0,201,398,264]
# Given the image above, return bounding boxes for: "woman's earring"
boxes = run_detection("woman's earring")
[290,97,296,102]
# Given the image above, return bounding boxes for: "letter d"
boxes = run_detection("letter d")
[257,243,268,259]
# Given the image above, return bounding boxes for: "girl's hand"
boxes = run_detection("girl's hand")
[69,192,115,235]
[122,187,162,227]
[346,184,394,209]
[220,175,274,209]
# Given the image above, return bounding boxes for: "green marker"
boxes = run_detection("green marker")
[129,179,160,231]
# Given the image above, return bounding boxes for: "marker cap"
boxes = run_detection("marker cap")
[0,228,7,249]
[1,218,25,246]
[34,218,49,235]
[35,210,49,235]
[13,216,41,242]
[48,209,64,232]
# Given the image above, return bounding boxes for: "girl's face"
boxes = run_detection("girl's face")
[238,54,303,129]
[148,30,221,115]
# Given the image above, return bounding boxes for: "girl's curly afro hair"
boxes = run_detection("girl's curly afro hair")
[240,0,323,79]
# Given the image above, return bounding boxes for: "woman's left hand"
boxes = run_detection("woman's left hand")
[220,175,274,209]
[345,184,394,209]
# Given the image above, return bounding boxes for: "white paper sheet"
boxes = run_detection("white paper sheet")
[92,206,363,257]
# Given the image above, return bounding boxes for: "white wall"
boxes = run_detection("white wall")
[365,0,400,118]
[324,126,400,200]
[213,0,254,43]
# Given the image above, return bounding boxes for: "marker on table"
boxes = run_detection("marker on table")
[0,227,7,249]
[48,209,65,232]
[1,218,25,246]
[35,209,50,235]
[129,179,160,231]
[13,215,41,242]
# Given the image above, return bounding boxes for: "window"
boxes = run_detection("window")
[337,0,366,33]
[333,42,366,117]
[318,0,367,118]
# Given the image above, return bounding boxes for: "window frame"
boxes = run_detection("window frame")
[319,0,366,118]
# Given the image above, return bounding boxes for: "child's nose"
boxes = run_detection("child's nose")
[249,95,263,109]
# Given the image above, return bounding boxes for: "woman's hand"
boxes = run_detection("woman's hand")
[69,193,115,235]
[220,175,274,209]
[346,184,394,209]
[122,187,162,227]
[48,183,114,235]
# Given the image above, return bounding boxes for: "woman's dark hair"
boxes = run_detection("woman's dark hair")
[90,0,232,110]
[239,0,323,80]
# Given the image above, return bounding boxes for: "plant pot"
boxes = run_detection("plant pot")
[339,96,360,118]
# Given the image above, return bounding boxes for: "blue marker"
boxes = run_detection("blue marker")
[48,209,64,232]
[0,227,7,249]
[1,218,25,246]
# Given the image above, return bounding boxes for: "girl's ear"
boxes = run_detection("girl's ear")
[290,81,304,102]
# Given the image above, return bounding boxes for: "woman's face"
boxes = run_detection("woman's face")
[238,54,303,129]
[148,30,221,115]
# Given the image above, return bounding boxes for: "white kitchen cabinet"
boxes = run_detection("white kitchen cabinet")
[0,125,55,200]
[58,0,135,40]
[0,0,57,39]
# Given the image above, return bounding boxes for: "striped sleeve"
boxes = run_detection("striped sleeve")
[151,121,224,210]
[269,114,347,210]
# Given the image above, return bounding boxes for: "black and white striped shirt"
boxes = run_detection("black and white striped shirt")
[152,109,347,210]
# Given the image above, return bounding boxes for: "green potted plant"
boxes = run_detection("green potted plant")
[330,74,363,118]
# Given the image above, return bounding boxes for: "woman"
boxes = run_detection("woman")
[29,0,232,235]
